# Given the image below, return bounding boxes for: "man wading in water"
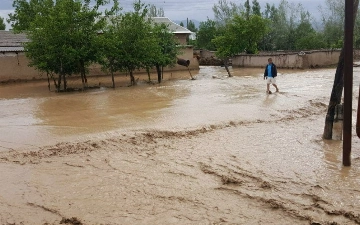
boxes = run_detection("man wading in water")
[264,58,279,94]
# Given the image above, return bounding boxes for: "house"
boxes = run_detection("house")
[0,31,42,82]
[0,30,28,53]
[150,17,198,72]
[151,17,193,45]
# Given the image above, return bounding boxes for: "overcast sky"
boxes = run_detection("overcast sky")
[0,0,325,30]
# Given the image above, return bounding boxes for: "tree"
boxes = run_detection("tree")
[151,23,180,83]
[0,17,6,30]
[212,0,243,25]
[148,4,164,17]
[261,0,319,51]
[252,0,261,16]
[99,0,160,86]
[73,0,118,89]
[197,19,218,50]
[187,20,197,32]
[319,0,344,48]
[294,11,326,50]
[244,0,250,19]
[7,0,50,32]
[25,0,116,91]
[186,19,197,45]
[260,3,277,51]
[213,15,267,76]
[323,0,360,139]
[179,21,184,27]
[295,32,326,50]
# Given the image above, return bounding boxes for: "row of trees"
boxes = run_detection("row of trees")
[194,0,359,53]
[7,0,180,91]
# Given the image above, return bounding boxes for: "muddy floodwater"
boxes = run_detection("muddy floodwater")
[0,66,360,224]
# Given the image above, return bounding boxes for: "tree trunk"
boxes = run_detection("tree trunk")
[84,73,88,86]
[188,67,195,80]
[323,0,359,139]
[161,66,164,80]
[46,72,51,91]
[52,76,58,90]
[156,64,162,83]
[57,73,62,92]
[63,73,67,91]
[80,72,85,88]
[224,58,232,77]
[80,60,87,89]
[146,68,151,82]
[80,61,85,89]
[111,70,115,88]
[130,70,135,86]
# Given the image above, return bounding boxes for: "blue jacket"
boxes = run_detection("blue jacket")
[264,63,277,78]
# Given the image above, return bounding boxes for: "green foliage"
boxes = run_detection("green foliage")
[293,14,326,50]
[187,20,197,32]
[186,20,197,45]
[295,33,327,50]
[320,0,344,48]
[319,0,344,46]
[7,0,51,32]
[212,0,243,25]
[196,19,218,50]
[98,0,176,85]
[213,15,268,59]
[151,23,180,68]
[252,0,261,16]
[24,0,117,91]
[0,17,6,30]
[259,0,320,51]
[244,0,250,19]
[148,4,165,17]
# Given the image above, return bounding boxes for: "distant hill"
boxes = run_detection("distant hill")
[172,19,201,29]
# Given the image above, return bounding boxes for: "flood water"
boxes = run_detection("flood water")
[0,66,360,224]
[0,66,348,150]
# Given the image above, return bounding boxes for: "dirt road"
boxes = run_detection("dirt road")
[0,66,359,224]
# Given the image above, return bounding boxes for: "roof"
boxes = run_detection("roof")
[0,47,25,52]
[152,17,193,34]
[0,31,28,52]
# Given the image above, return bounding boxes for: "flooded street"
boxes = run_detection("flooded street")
[0,66,360,224]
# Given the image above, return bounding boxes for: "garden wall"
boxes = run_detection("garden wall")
[232,50,341,69]
[0,47,199,83]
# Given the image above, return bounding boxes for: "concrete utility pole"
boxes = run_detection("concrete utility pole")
[343,0,354,166]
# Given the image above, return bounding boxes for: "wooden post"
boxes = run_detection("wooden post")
[343,0,354,167]
[357,85,360,138]
[333,104,344,140]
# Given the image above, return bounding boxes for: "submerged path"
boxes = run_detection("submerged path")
[0,66,360,224]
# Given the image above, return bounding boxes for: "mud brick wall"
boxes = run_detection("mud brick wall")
[0,47,199,83]
[232,50,341,69]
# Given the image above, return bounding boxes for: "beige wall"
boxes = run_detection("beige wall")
[89,46,198,75]
[0,52,43,82]
[303,51,340,68]
[175,34,188,45]
[0,47,199,83]
[232,50,341,69]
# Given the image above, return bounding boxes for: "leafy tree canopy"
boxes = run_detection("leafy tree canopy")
[213,15,268,58]
[196,19,218,51]
[148,4,165,17]
[0,17,6,30]
[24,0,118,91]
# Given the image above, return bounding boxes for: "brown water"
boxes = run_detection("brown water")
[0,66,360,224]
